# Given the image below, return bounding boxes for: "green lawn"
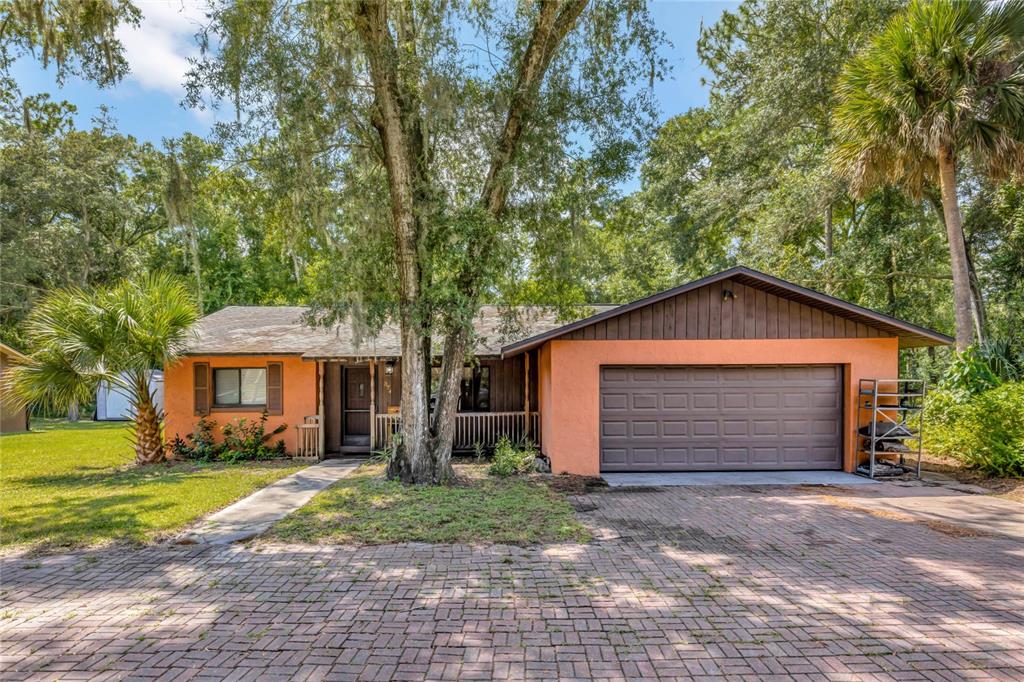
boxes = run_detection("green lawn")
[267,462,590,545]
[0,420,303,553]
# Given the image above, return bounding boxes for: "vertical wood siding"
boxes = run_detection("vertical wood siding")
[565,280,890,341]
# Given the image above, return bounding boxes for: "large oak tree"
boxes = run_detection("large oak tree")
[190,0,663,483]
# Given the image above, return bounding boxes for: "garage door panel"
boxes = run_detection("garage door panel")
[751,447,780,464]
[723,392,749,409]
[631,393,659,410]
[663,448,688,464]
[692,420,718,436]
[601,393,628,410]
[662,420,688,436]
[631,421,659,437]
[813,391,840,408]
[663,393,688,409]
[692,393,719,409]
[692,447,718,464]
[783,393,809,408]
[723,420,749,436]
[601,421,627,437]
[722,447,750,464]
[632,448,659,464]
[601,367,630,383]
[600,364,842,472]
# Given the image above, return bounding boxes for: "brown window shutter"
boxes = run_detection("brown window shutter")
[266,361,283,415]
[193,363,210,416]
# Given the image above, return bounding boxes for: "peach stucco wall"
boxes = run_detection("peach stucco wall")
[537,338,899,476]
[164,355,316,455]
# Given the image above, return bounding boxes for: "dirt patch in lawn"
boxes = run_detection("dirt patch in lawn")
[548,474,607,495]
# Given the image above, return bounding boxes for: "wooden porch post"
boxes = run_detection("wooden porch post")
[317,360,325,459]
[524,352,531,438]
[369,359,377,450]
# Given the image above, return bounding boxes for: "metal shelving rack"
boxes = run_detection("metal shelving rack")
[857,378,926,479]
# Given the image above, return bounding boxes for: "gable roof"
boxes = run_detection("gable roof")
[185,305,618,359]
[501,266,953,356]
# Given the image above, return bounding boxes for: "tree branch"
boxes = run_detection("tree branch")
[480,0,589,218]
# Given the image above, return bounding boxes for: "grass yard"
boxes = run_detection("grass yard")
[268,462,590,545]
[0,420,303,553]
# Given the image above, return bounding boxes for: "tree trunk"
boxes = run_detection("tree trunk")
[386,313,434,483]
[67,400,79,422]
[823,203,834,294]
[965,246,987,344]
[133,384,165,465]
[187,221,203,311]
[356,0,587,484]
[354,1,436,484]
[425,326,470,482]
[936,147,976,350]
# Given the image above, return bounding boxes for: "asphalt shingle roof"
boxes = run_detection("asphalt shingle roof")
[185,305,618,358]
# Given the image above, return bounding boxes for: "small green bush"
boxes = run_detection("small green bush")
[220,412,288,462]
[170,417,222,461]
[488,435,537,477]
[170,412,287,462]
[940,346,1001,399]
[925,382,1024,477]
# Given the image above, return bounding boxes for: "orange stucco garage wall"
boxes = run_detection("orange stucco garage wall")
[164,355,316,455]
[537,338,899,476]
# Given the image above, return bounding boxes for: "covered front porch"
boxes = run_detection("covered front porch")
[295,351,540,458]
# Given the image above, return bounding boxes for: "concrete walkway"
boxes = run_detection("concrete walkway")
[603,470,879,487]
[176,458,364,545]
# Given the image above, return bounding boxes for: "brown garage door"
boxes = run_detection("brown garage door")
[600,365,842,472]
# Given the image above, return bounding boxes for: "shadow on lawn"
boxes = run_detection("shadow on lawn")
[10,459,297,490]
[2,485,1023,678]
[2,492,173,550]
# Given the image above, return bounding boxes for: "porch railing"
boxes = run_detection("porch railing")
[374,411,540,451]
[295,416,322,459]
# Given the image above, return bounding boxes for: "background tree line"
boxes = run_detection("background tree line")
[3,0,1023,470]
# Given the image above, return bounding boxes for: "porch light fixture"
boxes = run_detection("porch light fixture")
[384,360,395,376]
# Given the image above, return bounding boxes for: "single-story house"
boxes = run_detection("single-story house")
[0,342,30,434]
[164,266,952,475]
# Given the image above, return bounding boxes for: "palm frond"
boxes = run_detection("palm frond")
[833,0,1024,192]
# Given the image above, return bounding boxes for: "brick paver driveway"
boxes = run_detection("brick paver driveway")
[3,485,1024,680]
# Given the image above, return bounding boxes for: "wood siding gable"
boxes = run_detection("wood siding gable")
[562,279,892,342]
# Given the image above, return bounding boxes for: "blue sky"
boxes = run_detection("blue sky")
[12,1,738,149]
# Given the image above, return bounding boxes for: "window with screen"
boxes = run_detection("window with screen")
[213,368,267,407]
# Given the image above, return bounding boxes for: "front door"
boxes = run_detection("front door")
[343,366,371,446]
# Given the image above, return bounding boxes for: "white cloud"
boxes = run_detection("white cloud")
[116,1,209,97]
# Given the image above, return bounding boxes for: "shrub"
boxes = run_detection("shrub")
[220,412,288,462]
[488,435,538,477]
[925,382,1024,477]
[940,346,1001,399]
[370,434,400,465]
[170,417,222,461]
[170,413,287,462]
[978,339,1024,381]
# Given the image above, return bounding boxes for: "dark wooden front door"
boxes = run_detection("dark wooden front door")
[343,366,371,446]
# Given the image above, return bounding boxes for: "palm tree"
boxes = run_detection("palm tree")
[832,0,1024,349]
[3,274,199,465]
